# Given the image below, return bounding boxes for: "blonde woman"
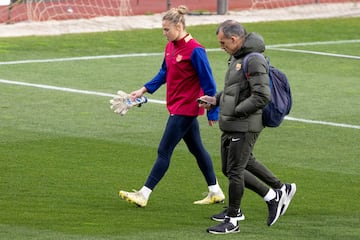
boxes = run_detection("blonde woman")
[119,5,224,207]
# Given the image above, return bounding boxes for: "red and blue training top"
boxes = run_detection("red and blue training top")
[144,34,219,121]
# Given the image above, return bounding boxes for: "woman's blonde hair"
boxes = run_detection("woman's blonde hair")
[162,5,188,28]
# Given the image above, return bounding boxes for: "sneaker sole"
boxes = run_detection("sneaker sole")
[193,198,225,205]
[211,215,245,222]
[207,226,240,234]
[280,183,297,216]
[212,199,225,204]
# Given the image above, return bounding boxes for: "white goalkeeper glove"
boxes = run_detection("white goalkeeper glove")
[110,90,147,116]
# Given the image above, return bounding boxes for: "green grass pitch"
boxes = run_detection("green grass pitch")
[0,17,359,239]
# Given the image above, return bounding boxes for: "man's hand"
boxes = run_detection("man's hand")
[197,96,216,110]
[208,120,217,126]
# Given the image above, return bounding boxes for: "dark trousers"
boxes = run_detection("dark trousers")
[245,153,283,195]
[221,131,282,217]
[145,115,217,190]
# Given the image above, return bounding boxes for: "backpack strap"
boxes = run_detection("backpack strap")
[242,52,268,78]
[243,52,271,87]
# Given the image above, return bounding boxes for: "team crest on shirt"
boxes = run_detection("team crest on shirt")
[176,54,183,62]
[236,63,242,71]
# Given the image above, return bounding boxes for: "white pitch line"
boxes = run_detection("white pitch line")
[267,47,360,59]
[0,78,358,130]
[0,79,166,104]
[0,52,163,65]
[0,39,359,65]
[267,39,360,48]
[285,116,360,130]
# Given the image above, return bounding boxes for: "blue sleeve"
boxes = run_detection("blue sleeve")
[144,59,167,94]
[191,47,219,121]
[207,106,219,121]
[191,47,217,97]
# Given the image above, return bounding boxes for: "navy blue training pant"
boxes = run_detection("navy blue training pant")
[145,114,217,190]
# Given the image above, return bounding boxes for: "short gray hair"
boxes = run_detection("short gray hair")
[216,20,247,38]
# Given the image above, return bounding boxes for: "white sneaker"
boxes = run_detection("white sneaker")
[194,190,225,205]
[280,183,297,215]
[119,189,148,207]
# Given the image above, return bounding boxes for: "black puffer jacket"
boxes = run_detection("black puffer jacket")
[216,32,271,133]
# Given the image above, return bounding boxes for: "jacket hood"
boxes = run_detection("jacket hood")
[233,32,266,59]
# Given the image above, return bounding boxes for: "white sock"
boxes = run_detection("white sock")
[208,180,221,193]
[140,186,152,200]
[263,188,276,202]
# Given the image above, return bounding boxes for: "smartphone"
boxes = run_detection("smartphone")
[196,98,212,105]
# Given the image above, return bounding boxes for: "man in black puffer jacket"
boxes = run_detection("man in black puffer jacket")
[200,20,296,235]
